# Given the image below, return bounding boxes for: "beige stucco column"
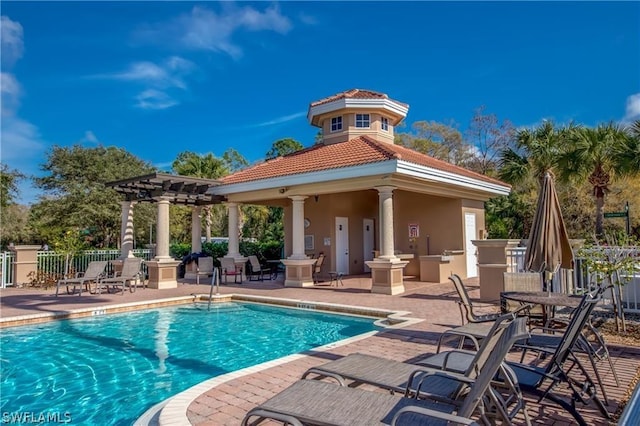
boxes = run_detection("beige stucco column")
[365,186,408,295]
[9,245,40,287]
[282,195,316,287]
[472,239,521,302]
[155,197,171,259]
[191,206,202,253]
[147,196,180,289]
[120,200,136,259]
[378,186,397,260]
[224,202,247,279]
[226,202,240,258]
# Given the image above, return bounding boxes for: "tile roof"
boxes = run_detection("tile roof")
[220,136,509,189]
[309,89,408,108]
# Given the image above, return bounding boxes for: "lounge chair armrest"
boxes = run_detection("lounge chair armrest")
[241,408,304,426]
[406,367,473,396]
[416,349,475,372]
[392,406,478,425]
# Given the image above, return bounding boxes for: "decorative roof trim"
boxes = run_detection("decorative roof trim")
[308,98,409,126]
[396,160,511,196]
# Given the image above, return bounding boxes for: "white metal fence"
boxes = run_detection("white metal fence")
[506,246,640,313]
[0,249,153,288]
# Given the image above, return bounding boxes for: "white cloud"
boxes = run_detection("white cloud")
[1,72,21,115]
[91,56,195,109]
[95,56,195,90]
[1,16,24,68]
[135,89,178,110]
[0,17,47,204]
[81,130,100,144]
[136,4,292,59]
[250,111,306,127]
[623,93,640,123]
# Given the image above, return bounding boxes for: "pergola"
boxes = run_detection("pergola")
[106,172,225,289]
[107,172,225,205]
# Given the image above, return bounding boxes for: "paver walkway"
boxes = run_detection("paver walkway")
[2,274,638,425]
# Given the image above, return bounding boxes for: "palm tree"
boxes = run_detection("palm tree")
[498,121,568,186]
[559,122,637,237]
[172,152,230,242]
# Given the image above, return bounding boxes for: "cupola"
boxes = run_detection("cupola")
[307,89,409,145]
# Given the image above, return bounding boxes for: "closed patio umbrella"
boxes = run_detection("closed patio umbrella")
[524,171,574,292]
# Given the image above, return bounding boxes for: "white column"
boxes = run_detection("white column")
[226,202,241,257]
[191,206,202,253]
[155,197,171,259]
[377,186,397,260]
[120,200,136,259]
[289,195,308,259]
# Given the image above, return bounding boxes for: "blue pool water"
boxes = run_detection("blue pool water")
[0,303,379,425]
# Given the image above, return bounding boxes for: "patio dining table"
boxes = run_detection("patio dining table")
[501,291,582,326]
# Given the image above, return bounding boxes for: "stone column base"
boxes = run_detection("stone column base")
[146,259,181,289]
[365,259,409,295]
[281,258,316,287]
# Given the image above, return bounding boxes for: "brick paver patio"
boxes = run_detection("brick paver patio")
[2,274,638,425]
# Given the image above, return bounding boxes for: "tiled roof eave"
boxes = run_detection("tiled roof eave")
[210,159,510,198]
[212,161,399,195]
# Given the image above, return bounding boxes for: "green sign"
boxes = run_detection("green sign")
[604,212,628,218]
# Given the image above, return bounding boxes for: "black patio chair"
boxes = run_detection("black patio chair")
[506,288,610,425]
[449,274,501,325]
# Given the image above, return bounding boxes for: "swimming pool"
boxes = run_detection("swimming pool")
[0,302,380,425]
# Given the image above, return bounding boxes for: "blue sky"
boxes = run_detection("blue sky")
[2,1,639,204]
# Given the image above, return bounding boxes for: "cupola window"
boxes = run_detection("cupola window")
[355,113,370,128]
[381,116,389,131]
[331,116,343,132]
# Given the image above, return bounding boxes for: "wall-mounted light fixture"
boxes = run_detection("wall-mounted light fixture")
[278,187,288,194]
[314,195,319,202]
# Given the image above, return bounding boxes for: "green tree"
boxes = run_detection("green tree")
[0,165,32,248]
[31,145,155,248]
[266,138,303,159]
[498,121,568,186]
[222,148,249,172]
[172,151,230,243]
[495,122,571,240]
[0,164,24,209]
[560,122,639,237]
[394,120,470,164]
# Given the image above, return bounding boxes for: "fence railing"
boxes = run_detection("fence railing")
[506,246,640,313]
[0,249,153,288]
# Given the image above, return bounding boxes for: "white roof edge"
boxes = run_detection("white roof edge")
[396,160,511,196]
[307,98,408,123]
[211,162,398,195]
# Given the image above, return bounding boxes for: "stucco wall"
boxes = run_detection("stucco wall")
[282,190,487,279]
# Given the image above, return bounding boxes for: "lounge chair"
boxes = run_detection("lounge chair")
[195,257,214,285]
[242,317,528,426]
[220,257,242,284]
[303,314,530,425]
[55,260,108,296]
[247,255,267,281]
[424,288,609,426]
[97,257,143,294]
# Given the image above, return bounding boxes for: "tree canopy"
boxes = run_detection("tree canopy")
[266,138,304,159]
[29,145,155,248]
